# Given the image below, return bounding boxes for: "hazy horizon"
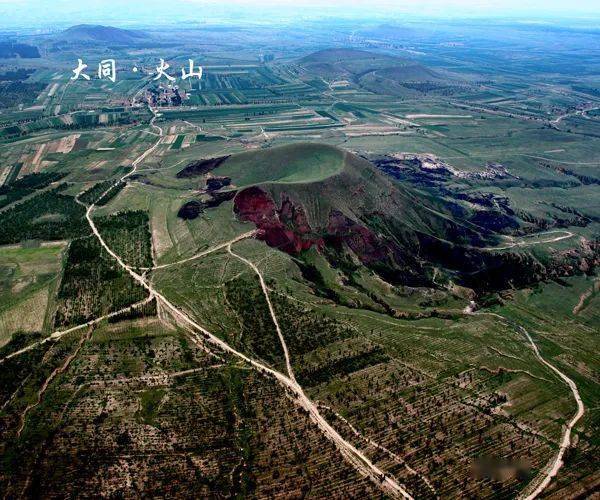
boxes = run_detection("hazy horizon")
[1,0,600,31]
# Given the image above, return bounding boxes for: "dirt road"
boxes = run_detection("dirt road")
[82,108,412,499]
[517,325,585,500]
[469,310,585,500]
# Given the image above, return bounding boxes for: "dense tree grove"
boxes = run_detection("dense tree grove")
[0,186,89,244]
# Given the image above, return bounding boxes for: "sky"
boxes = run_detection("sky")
[1,0,599,30]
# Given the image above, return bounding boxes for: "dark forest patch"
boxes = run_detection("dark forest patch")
[53,211,152,326]
[0,69,36,82]
[0,43,40,58]
[0,172,66,210]
[0,186,88,245]
[0,81,45,108]
[95,211,153,269]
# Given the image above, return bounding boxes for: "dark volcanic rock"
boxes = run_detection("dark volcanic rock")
[206,176,231,191]
[176,156,230,178]
[326,211,425,286]
[177,201,203,220]
[177,191,237,220]
[205,190,236,208]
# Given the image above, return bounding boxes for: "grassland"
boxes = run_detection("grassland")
[0,243,65,346]
[217,142,345,186]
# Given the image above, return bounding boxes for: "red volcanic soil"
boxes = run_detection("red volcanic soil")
[233,186,277,226]
[234,187,322,254]
[233,187,394,264]
[327,210,390,264]
[233,186,427,286]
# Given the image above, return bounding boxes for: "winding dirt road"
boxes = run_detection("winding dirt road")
[0,296,154,365]
[140,231,257,271]
[80,108,412,499]
[470,310,585,499]
[487,230,575,251]
[16,326,92,437]
[517,325,585,500]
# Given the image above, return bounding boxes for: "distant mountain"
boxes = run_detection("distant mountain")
[56,25,150,44]
[299,48,440,83]
[298,48,459,96]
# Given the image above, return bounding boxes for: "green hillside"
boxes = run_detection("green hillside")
[227,143,485,242]
[218,142,346,187]
[224,143,588,294]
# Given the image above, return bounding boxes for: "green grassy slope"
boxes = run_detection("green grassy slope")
[244,143,488,245]
[218,143,345,187]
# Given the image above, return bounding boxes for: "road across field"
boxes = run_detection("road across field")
[82,106,414,499]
